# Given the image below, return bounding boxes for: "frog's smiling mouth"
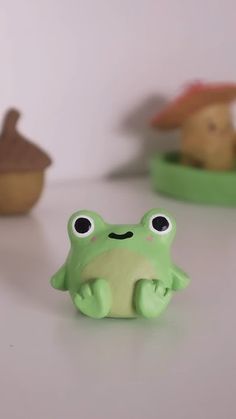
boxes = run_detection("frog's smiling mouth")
[108,231,133,240]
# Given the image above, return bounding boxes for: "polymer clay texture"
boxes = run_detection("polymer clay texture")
[51,209,190,319]
[150,152,236,206]
[0,109,52,214]
[151,81,236,171]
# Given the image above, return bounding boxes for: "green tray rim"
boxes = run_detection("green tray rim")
[150,151,236,206]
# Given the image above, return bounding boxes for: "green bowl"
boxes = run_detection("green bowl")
[150,152,236,206]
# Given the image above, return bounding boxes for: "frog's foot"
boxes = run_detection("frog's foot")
[74,278,112,319]
[134,279,172,319]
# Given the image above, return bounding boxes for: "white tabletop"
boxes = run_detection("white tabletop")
[0,178,235,419]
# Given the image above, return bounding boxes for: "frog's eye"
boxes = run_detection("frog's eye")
[149,214,172,235]
[72,215,95,237]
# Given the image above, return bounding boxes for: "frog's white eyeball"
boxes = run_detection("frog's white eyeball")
[72,215,95,237]
[149,214,172,235]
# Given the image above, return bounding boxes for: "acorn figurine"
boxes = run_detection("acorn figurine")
[0,109,52,215]
[152,82,236,171]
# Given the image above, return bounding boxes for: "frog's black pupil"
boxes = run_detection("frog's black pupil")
[152,216,169,232]
[74,217,91,234]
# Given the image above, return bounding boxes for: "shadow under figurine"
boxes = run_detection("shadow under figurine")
[51,209,190,319]
[0,109,52,215]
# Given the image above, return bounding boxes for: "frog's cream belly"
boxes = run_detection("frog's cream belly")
[80,248,156,318]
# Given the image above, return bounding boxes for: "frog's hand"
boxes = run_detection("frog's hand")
[171,265,190,291]
[50,264,68,291]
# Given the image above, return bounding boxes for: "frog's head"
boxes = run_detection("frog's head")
[67,209,176,261]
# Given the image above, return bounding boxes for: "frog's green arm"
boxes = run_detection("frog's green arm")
[171,265,190,291]
[50,264,68,291]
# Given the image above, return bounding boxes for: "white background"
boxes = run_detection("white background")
[0,0,236,181]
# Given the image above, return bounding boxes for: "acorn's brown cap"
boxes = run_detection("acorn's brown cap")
[151,82,236,129]
[0,109,52,172]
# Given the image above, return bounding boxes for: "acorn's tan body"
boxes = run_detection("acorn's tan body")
[0,171,44,215]
[0,109,51,214]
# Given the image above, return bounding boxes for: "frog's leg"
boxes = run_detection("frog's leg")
[171,265,190,291]
[134,279,172,319]
[74,278,112,319]
[50,264,68,291]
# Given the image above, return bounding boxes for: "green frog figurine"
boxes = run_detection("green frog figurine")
[51,209,190,319]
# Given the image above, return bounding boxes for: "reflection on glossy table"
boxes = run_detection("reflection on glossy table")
[0,178,235,419]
